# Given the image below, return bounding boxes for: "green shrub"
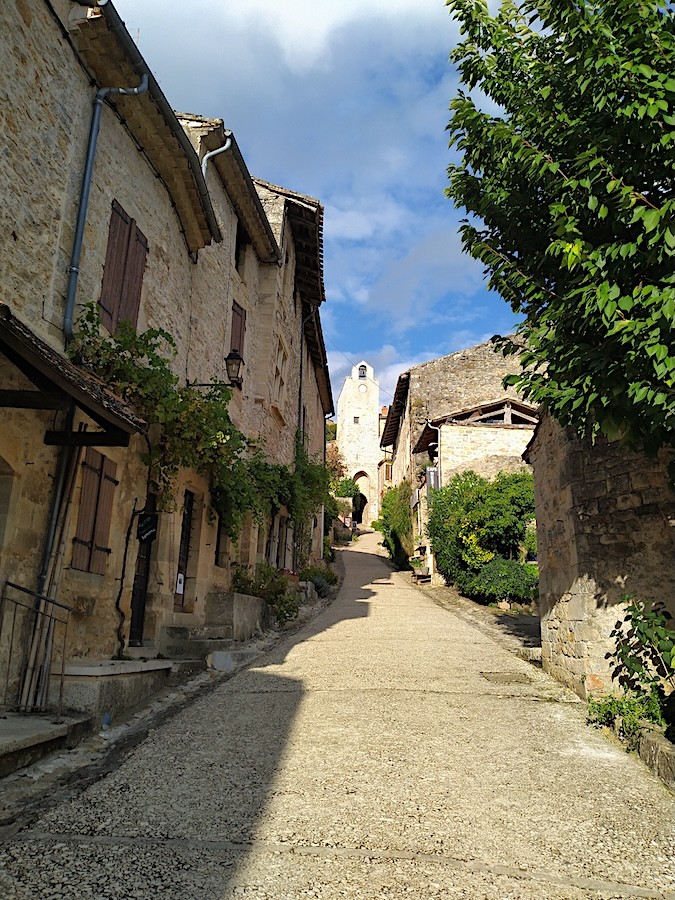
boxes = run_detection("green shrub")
[231,561,298,624]
[300,564,337,586]
[322,537,335,563]
[587,692,665,750]
[376,481,413,569]
[461,557,539,604]
[427,469,537,599]
[273,591,300,624]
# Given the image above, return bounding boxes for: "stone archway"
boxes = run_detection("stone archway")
[352,471,371,525]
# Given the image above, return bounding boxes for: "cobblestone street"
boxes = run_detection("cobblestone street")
[1,532,673,899]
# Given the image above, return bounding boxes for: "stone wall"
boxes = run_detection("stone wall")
[440,423,533,481]
[529,414,675,698]
[0,0,331,680]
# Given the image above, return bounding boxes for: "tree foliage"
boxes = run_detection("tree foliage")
[447,0,675,455]
[427,469,537,602]
[376,481,413,569]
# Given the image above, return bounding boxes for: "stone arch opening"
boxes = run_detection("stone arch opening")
[352,471,370,525]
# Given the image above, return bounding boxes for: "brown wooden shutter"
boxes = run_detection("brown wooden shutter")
[90,456,118,575]
[118,223,148,328]
[72,448,103,571]
[99,201,132,331]
[230,302,246,354]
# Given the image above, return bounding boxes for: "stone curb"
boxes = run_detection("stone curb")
[638,728,675,792]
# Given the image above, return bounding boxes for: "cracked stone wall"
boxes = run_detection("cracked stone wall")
[528,414,675,698]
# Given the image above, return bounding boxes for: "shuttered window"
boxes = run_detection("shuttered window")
[99,200,148,332]
[230,302,246,355]
[71,449,118,575]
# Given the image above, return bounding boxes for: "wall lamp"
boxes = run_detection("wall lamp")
[188,350,244,390]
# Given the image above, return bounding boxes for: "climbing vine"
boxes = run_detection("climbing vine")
[71,305,329,544]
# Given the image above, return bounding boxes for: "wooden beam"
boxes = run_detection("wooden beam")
[44,429,130,448]
[0,390,69,410]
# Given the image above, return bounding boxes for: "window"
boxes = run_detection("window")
[230,301,246,355]
[235,220,250,275]
[385,463,393,481]
[273,339,288,403]
[99,200,148,332]
[72,449,118,574]
[358,365,367,379]
[353,416,360,424]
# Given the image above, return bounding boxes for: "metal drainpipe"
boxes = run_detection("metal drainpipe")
[426,419,442,487]
[201,139,232,179]
[63,73,149,344]
[36,404,76,598]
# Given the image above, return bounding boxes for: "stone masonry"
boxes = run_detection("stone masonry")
[526,414,675,698]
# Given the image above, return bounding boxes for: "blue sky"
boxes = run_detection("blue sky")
[113,0,518,408]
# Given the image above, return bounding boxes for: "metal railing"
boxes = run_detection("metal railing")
[0,581,73,720]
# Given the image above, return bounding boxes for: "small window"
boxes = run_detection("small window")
[235,220,250,275]
[358,365,367,379]
[230,301,246,355]
[99,200,148,332]
[354,416,360,424]
[273,339,288,404]
[72,449,118,574]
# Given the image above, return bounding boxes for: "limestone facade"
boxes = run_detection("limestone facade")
[526,414,675,698]
[0,0,332,703]
[380,342,536,570]
[336,362,382,525]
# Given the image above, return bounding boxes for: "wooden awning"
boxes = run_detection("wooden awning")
[0,304,145,447]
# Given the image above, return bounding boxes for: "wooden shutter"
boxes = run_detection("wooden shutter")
[99,201,132,331]
[71,450,118,574]
[118,223,148,328]
[230,302,246,354]
[89,456,118,575]
[72,449,103,571]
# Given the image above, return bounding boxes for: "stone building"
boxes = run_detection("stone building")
[0,0,332,721]
[525,414,675,698]
[380,342,537,571]
[336,361,382,525]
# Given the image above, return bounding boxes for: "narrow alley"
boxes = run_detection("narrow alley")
[1,532,673,899]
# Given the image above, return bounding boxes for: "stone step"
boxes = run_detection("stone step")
[158,636,237,660]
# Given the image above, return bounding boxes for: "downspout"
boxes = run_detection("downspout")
[201,139,232,179]
[426,419,442,487]
[63,73,149,344]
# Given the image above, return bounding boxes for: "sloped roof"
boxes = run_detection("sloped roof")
[253,179,332,415]
[413,399,539,454]
[177,115,280,263]
[254,179,326,309]
[380,373,410,448]
[0,304,145,440]
[68,5,221,254]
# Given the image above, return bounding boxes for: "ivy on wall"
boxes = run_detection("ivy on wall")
[71,305,329,545]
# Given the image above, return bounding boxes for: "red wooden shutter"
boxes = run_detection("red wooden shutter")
[99,201,132,331]
[72,449,103,571]
[230,302,246,354]
[90,456,118,575]
[118,223,148,328]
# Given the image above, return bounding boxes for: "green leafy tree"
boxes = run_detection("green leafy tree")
[447,0,675,455]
